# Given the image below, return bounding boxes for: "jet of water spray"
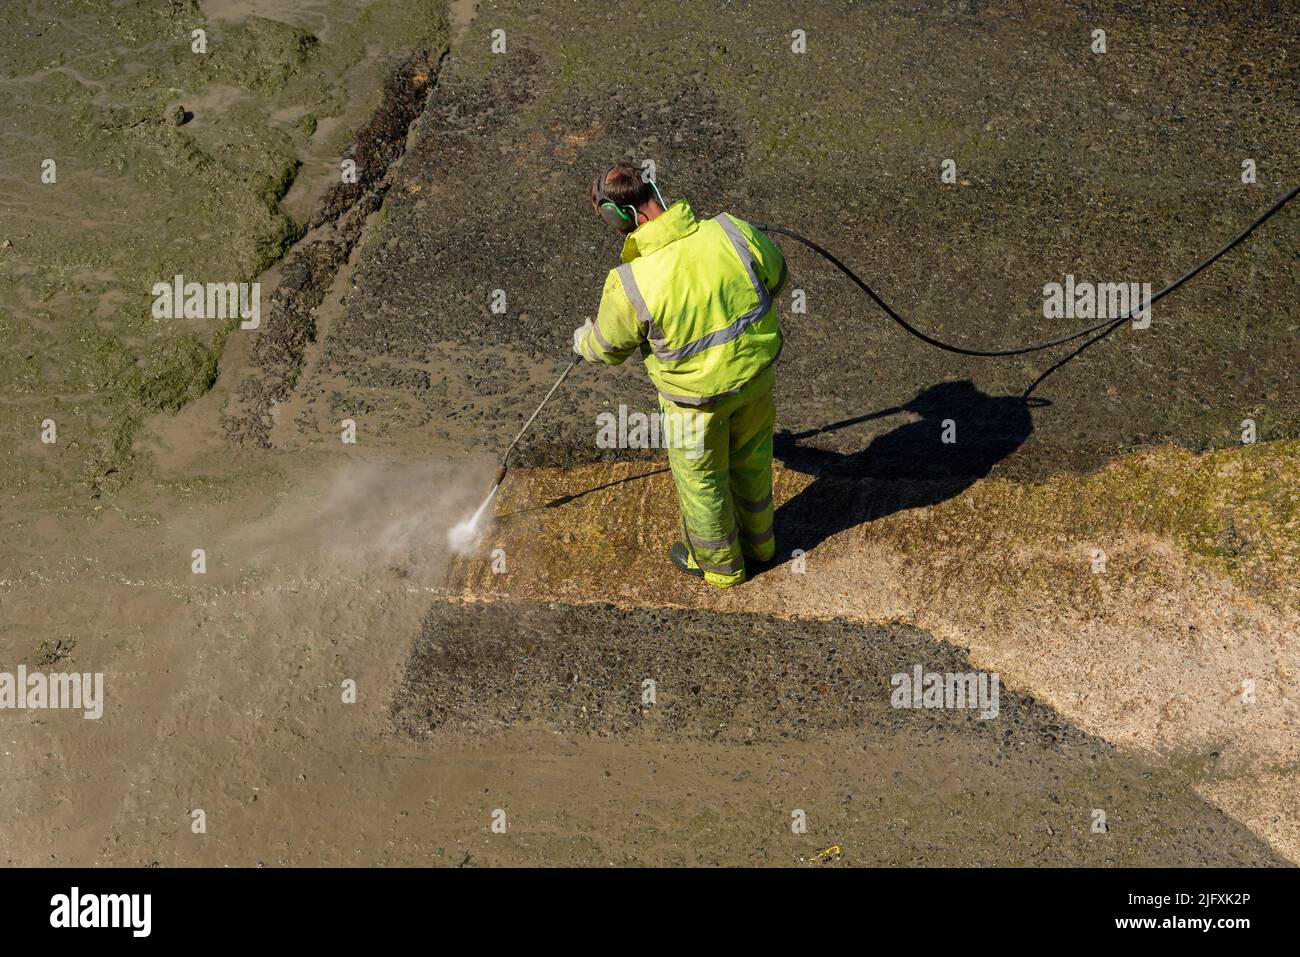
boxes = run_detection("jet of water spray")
[447,481,500,553]
[446,359,579,555]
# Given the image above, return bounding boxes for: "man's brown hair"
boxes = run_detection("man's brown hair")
[591,162,655,210]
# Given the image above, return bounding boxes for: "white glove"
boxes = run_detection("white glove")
[573,318,594,357]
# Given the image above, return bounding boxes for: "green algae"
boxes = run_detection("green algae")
[0,0,449,509]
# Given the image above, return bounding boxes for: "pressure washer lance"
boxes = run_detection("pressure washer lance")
[447,358,580,551]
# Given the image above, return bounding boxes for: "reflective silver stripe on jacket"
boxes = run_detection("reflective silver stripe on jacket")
[616,215,774,365]
[657,380,749,407]
[616,263,668,352]
[588,319,633,359]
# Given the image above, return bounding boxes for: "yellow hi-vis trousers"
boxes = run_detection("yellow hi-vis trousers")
[660,366,777,588]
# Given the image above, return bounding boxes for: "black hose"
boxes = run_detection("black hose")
[753,182,1299,358]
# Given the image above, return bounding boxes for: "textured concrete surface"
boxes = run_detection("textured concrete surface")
[439,442,1300,860]
[5,0,1295,868]
[389,599,1284,866]
[270,0,1297,481]
[0,0,448,504]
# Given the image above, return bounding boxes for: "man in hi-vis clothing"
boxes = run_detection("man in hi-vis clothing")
[574,163,788,588]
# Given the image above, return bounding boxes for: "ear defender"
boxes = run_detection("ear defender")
[598,200,636,233]
[593,166,668,234]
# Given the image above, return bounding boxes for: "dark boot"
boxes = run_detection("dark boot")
[669,541,704,579]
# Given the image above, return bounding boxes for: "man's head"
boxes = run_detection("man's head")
[591,163,667,234]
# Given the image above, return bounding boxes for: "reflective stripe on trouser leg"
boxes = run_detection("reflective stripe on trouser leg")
[727,373,776,561]
[660,394,746,588]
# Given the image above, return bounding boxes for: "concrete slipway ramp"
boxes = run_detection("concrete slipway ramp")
[3,0,1296,866]
[231,0,1296,862]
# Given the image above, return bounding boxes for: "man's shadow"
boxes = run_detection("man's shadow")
[770,380,1043,563]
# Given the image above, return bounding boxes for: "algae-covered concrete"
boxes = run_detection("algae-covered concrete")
[272,0,1296,481]
[0,0,448,505]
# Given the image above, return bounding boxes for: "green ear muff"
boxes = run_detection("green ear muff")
[593,165,667,235]
[598,200,637,233]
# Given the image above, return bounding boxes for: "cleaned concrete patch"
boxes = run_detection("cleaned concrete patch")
[442,443,1300,858]
[392,599,1283,866]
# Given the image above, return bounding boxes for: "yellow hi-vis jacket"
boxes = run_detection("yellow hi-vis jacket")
[579,200,788,405]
